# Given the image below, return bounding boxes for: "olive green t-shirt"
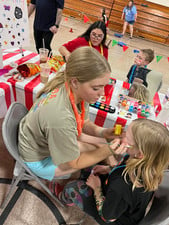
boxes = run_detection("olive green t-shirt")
[18,86,88,165]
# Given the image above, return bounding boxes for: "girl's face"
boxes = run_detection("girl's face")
[74,73,110,104]
[128,1,133,7]
[125,124,143,158]
[90,28,104,46]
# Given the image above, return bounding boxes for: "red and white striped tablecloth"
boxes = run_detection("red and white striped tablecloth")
[0,49,165,126]
[0,48,56,118]
[89,79,165,128]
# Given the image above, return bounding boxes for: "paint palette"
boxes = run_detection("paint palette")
[118,94,151,117]
[90,101,116,113]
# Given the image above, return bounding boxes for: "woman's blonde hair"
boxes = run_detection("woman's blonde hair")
[124,118,169,192]
[37,46,111,98]
[128,82,150,102]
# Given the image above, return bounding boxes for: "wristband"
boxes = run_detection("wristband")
[54,24,59,28]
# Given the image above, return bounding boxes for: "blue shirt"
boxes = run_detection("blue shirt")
[31,0,64,31]
[123,5,137,22]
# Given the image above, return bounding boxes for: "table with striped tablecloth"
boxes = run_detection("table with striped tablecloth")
[89,78,165,128]
[0,48,57,118]
[0,49,165,127]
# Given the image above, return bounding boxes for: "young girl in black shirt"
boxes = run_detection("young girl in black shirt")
[60,119,169,225]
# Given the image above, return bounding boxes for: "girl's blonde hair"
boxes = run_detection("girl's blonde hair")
[124,118,169,192]
[37,46,111,98]
[128,82,150,102]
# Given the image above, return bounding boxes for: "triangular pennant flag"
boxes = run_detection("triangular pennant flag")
[168,57,169,62]
[156,55,163,63]
[64,17,68,22]
[112,39,118,47]
[123,45,128,52]
[83,15,90,23]
[69,28,73,33]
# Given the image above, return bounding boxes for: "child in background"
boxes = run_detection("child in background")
[59,119,169,225]
[128,82,150,102]
[101,8,109,28]
[126,49,154,86]
[121,0,137,39]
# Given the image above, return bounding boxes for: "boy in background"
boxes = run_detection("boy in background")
[126,49,154,86]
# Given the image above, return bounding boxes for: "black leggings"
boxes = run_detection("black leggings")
[34,29,53,54]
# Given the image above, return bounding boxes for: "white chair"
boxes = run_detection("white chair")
[1,102,64,209]
[146,70,163,102]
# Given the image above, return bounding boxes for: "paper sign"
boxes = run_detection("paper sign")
[0,0,29,49]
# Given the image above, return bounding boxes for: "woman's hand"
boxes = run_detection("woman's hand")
[109,140,127,156]
[101,127,125,142]
[86,174,101,190]
[92,165,111,175]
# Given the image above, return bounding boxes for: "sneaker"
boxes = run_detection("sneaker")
[130,36,133,39]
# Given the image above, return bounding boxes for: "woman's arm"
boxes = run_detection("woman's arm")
[59,46,71,62]
[28,3,36,17]
[121,12,124,20]
[82,119,121,141]
[67,139,121,169]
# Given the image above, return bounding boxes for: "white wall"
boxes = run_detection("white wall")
[146,0,169,7]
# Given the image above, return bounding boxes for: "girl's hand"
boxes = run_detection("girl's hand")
[86,174,101,190]
[92,165,111,175]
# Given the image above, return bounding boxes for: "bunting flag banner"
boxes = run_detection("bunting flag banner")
[69,28,73,33]
[64,17,68,22]
[83,15,90,23]
[123,45,128,52]
[111,39,169,62]
[112,40,118,46]
[156,55,163,63]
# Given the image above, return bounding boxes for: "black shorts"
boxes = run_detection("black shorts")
[126,20,135,25]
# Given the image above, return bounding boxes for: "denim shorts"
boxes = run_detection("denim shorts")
[24,157,71,181]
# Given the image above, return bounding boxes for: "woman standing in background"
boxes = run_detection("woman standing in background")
[121,0,137,39]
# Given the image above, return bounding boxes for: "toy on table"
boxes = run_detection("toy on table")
[118,94,151,117]
[3,63,40,82]
[90,101,116,113]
